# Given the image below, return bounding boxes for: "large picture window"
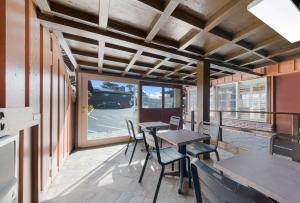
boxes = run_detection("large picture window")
[211,77,267,122]
[238,78,266,121]
[216,83,237,118]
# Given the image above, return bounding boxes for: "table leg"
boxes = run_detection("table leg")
[178,145,188,193]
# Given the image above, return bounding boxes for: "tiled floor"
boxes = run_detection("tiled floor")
[41,142,234,203]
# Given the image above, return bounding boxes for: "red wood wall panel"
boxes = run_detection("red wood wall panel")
[275,72,300,133]
[51,35,59,178]
[1,1,75,202]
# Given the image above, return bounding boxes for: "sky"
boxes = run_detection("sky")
[90,81,162,98]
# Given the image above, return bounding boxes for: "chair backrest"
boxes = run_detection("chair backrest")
[191,159,273,203]
[126,120,137,140]
[270,134,300,162]
[198,121,221,149]
[141,129,162,163]
[169,116,181,130]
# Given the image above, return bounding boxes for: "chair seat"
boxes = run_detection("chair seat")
[151,147,185,165]
[134,133,144,140]
[187,142,215,156]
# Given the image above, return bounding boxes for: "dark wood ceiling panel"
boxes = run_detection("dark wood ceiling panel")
[179,0,232,20]
[276,49,300,61]
[213,45,243,57]
[67,39,98,53]
[103,60,127,69]
[157,16,193,41]
[218,9,258,34]
[244,27,278,45]
[263,39,290,52]
[103,47,133,59]
[51,0,99,15]
[109,0,159,31]
[191,33,226,52]
[74,55,97,64]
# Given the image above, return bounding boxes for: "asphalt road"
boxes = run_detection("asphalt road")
[88,107,137,140]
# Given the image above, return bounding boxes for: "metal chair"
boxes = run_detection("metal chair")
[191,159,273,203]
[124,119,144,165]
[139,129,191,203]
[159,116,181,146]
[270,134,300,162]
[187,121,220,161]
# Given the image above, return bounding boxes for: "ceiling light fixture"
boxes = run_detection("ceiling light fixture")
[248,0,300,43]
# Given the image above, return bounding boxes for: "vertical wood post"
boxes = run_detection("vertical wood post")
[197,60,210,159]
[292,114,299,136]
[191,110,195,131]
[218,111,223,141]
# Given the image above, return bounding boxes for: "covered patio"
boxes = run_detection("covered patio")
[1,0,300,203]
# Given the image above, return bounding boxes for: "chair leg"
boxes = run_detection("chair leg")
[124,137,131,155]
[153,166,165,203]
[171,163,174,171]
[129,140,138,165]
[215,150,220,161]
[160,138,163,148]
[139,153,150,183]
[186,157,192,188]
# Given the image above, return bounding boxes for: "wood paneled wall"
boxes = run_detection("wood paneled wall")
[0,0,75,202]
[211,58,300,86]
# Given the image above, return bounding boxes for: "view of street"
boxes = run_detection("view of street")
[88,107,138,140]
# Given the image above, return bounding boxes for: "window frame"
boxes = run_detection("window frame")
[140,82,182,110]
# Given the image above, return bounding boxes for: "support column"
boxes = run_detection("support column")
[196,60,210,123]
[197,60,210,159]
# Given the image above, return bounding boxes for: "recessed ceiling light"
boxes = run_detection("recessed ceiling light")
[248,0,300,43]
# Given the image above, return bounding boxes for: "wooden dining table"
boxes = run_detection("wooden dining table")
[157,129,210,193]
[214,152,300,203]
[138,121,170,132]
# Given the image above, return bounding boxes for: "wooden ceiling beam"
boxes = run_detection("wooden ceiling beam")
[78,68,195,86]
[35,0,51,13]
[137,0,278,68]
[242,41,300,66]
[122,0,180,76]
[225,35,282,62]
[71,48,196,77]
[37,12,201,61]
[268,41,300,58]
[179,0,244,50]
[46,1,264,73]
[163,61,194,78]
[207,60,262,77]
[143,57,171,77]
[205,22,264,56]
[97,0,110,73]
[54,31,78,70]
[37,11,261,77]
[64,33,198,69]
[181,71,197,80]
[48,1,179,49]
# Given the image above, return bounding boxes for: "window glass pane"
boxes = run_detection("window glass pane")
[238,78,266,121]
[142,86,162,108]
[88,80,138,140]
[164,87,181,108]
[216,84,237,118]
[210,87,215,119]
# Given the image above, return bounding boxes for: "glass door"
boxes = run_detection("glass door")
[87,80,138,141]
[77,73,139,148]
